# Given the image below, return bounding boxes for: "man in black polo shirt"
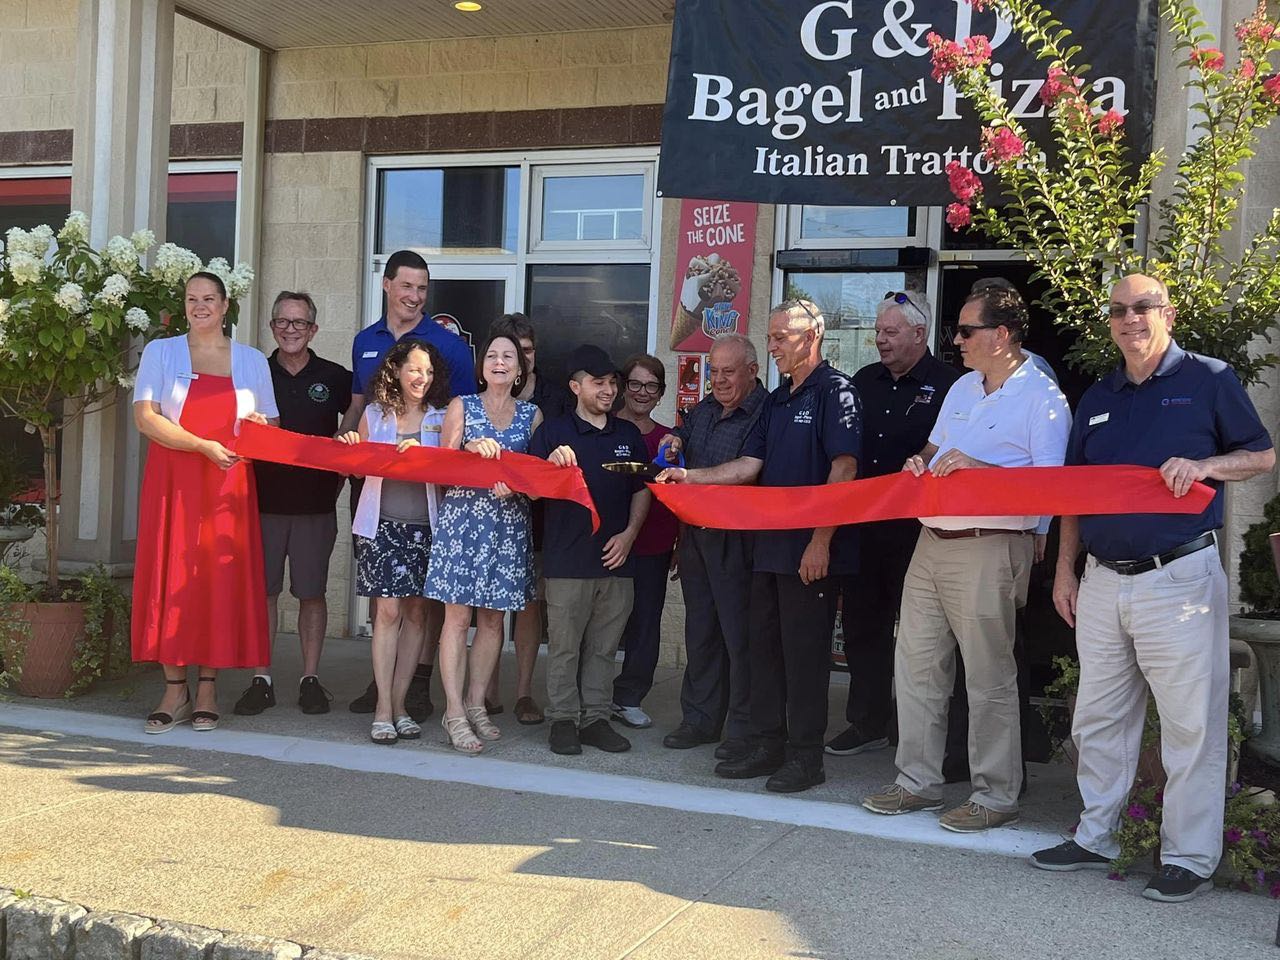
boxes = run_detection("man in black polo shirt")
[826,291,959,757]
[660,300,861,793]
[235,291,351,717]
[531,344,651,757]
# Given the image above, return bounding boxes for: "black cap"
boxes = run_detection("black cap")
[567,344,617,379]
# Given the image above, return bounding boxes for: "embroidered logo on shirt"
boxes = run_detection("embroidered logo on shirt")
[614,444,634,459]
[1161,397,1193,407]
[793,408,814,425]
[308,383,331,403]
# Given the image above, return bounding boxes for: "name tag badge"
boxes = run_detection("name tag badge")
[423,425,441,433]
[178,372,199,381]
[362,351,378,359]
[1088,412,1110,426]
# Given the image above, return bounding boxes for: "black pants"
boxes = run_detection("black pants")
[613,551,672,708]
[677,528,754,739]
[839,519,919,736]
[749,571,839,761]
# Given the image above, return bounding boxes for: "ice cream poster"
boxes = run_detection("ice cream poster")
[670,200,757,352]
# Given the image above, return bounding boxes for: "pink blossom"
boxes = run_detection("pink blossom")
[981,126,1026,163]
[1241,59,1257,80]
[1097,110,1125,136]
[945,202,972,231]
[1264,75,1280,104]
[927,33,967,82]
[946,161,983,202]
[965,0,992,11]
[1191,46,1226,72]
[1039,66,1079,105]
[964,35,993,66]
[1236,14,1276,44]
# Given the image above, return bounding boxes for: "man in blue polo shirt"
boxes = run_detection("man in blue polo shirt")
[659,299,861,793]
[1030,274,1274,903]
[531,344,651,757]
[342,249,477,719]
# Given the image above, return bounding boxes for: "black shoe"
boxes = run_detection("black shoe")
[715,746,784,780]
[297,676,332,715]
[714,737,753,762]
[579,719,631,753]
[405,675,434,722]
[232,677,276,716]
[765,757,826,794]
[549,720,582,755]
[824,724,890,756]
[1029,840,1111,872]
[348,679,377,714]
[1143,865,1214,903]
[663,724,718,750]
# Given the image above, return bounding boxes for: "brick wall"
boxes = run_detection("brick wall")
[267,26,670,121]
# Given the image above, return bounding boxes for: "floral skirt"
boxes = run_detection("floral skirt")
[355,519,432,598]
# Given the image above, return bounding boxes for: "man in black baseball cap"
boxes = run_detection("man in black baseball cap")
[530,344,651,757]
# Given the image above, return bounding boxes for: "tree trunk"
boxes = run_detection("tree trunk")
[40,424,58,594]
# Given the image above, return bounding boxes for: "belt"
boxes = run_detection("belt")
[1094,532,1216,576]
[929,527,1034,540]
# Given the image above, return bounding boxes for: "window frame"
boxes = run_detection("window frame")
[528,161,654,253]
[784,202,930,249]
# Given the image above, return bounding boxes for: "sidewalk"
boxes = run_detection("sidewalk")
[2,638,1278,959]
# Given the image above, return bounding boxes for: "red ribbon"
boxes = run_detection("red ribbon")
[235,422,600,532]
[646,466,1214,531]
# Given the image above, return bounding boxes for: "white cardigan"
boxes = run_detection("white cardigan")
[133,334,278,427]
[352,402,448,540]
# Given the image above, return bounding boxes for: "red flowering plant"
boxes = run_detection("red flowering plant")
[933,0,1280,383]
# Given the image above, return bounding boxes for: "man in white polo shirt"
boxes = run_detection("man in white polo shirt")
[862,285,1071,832]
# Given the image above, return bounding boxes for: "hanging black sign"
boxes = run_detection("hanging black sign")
[657,0,1158,206]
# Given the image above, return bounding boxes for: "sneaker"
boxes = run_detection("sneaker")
[862,783,944,816]
[765,757,826,794]
[232,677,276,716]
[825,724,890,756]
[1029,840,1111,872]
[297,676,332,715]
[939,801,1019,833]
[663,724,718,749]
[1143,865,1214,903]
[405,675,434,722]
[611,703,652,729]
[549,720,582,755]
[348,679,377,714]
[579,719,632,752]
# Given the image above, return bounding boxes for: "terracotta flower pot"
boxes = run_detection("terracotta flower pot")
[4,601,88,698]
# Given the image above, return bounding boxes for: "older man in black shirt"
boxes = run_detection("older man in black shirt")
[659,333,767,762]
[825,291,959,757]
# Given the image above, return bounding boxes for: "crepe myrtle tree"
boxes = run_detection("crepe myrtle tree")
[934,0,1280,383]
[0,213,252,594]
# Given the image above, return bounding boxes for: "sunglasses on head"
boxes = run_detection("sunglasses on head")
[884,291,928,324]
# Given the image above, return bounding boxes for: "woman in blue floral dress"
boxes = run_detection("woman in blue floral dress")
[425,331,540,754]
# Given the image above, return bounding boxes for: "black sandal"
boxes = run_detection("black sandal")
[192,676,220,732]
[144,678,191,735]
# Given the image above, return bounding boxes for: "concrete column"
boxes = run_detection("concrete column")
[236,47,269,349]
[59,0,175,574]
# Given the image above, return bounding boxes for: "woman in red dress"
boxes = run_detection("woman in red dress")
[131,272,279,733]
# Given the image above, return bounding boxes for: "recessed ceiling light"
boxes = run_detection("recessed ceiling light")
[454,1,482,10]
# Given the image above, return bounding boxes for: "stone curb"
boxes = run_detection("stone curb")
[0,890,372,960]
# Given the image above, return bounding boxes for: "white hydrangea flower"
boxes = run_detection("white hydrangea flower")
[130,229,155,254]
[28,224,54,258]
[95,273,131,307]
[0,298,8,324]
[124,307,151,333]
[58,211,90,245]
[5,227,31,258]
[8,252,43,285]
[104,236,139,276]
[227,263,255,299]
[54,282,88,314]
[116,372,136,390]
[151,242,202,286]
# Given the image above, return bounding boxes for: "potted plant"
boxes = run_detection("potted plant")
[1232,495,1280,763]
[0,213,252,697]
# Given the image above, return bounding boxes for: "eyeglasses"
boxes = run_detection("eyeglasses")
[956,323,1003,339]
[884,291,929,325]
[270,317,315,331]
[626,379,663,395]
[1107,300,1168,319]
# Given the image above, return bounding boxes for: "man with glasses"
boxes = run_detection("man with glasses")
[825,291,959,758]
[1030,274,1273,901]
[658,301,862,794]
[862,284,1070,831]
[234,291,352,718]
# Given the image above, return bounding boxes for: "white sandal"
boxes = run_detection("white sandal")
[394,715,421,740]
[370,720,398,745]
[442,714,483,754]
[465,704,501,741]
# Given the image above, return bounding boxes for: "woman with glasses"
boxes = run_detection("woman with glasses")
[609,354,680,729]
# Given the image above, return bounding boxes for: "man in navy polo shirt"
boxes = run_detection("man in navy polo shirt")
[342,249,477,719]
[531,344,651,757]
[1030,274,1274,903]
[659,299,861,793]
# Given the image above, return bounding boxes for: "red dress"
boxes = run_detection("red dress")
[131,375,270,667]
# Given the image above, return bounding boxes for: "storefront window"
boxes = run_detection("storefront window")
[0,176,72,233]
[799,205,914,240]
[377,166,519,256]
[540,174,645,242]
[166,170,238,263]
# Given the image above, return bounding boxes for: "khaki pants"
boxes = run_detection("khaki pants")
[894,528,1032,812]
[545,577,634,725]
[1072,547,1229,878]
